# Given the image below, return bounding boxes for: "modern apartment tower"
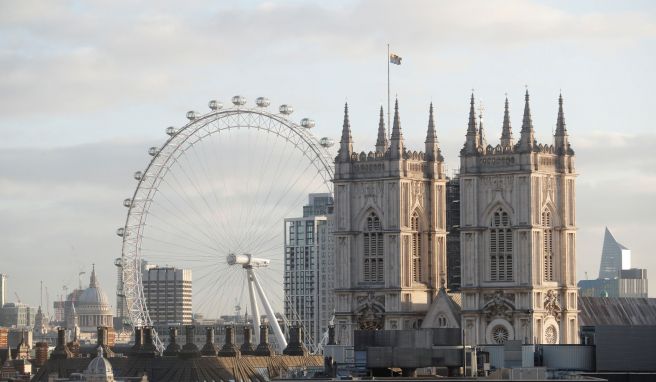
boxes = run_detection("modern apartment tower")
[142,266,192,328]
[283,193,334,349]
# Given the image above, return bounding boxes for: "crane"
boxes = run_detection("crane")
[14,292,20,304]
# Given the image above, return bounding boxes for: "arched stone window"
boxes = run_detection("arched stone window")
[490,208,513,281]
[363,212,384,283]
[437,314,447,328]
[542,210,554,281]
[411,211,422,282]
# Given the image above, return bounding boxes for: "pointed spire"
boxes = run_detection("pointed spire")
[554,92,572,155]
[477,102,487,148]
[426,102,437,141]
[517,88,536,152]
[467,92,478,135]
[425,103,443,161]
[89,264,97,288]
[388,98,404,159]
[462,92,480,155]
[337,103,353,162]
[375,106,388,154]
[500,95,514,147]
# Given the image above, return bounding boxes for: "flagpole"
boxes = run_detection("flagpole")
[387,43,390,139]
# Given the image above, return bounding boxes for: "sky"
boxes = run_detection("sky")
[1,0,655,309]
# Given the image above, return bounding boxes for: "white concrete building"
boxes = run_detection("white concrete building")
[459,92,578,345]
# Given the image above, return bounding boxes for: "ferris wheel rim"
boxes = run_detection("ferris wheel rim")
[119,104,335,353]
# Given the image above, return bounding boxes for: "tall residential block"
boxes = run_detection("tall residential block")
[284,193,334,348]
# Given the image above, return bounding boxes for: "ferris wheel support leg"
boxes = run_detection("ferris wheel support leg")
[249,268,288,351]
[247,269,261,345]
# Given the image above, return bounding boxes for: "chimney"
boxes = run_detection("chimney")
[139,326,157,357]
[283,325,308,356]
[328,325,336,345]
[254,324,274,356]
[95,326,114,357]
[179,325,200,359]
[240,326,256,355]
[50,327,72,360]
[200,327,218,356]
[130,327,143,356]
[163,327,181,356]
[217,326,240,357]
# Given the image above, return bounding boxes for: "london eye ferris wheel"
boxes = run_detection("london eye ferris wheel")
[117,96,335,351]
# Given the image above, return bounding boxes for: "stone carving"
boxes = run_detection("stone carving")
[412,181,424,206]
[356,292,385,330]
[544,290,561,321]
[482,175,514,191]
[482,290,515,323]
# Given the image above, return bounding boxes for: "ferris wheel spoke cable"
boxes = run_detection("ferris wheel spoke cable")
[237,125,299,249]
[185,140,242,253]
[139,235,219,259]
[146,207,223,254]
[192,129,243,254]
[195,127,241,252]
[174,147,233,248]
[156,174,226,249]
[239,120,292,240]
[142,212,221,254]
[148,185,224,252]
[247,167,322,254]
[196,266,242,316]
[160,168,228,249]
[236,125,283,250]
[244,158,318,252]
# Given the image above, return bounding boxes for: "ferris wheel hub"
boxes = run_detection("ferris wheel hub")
[226,253,271,268]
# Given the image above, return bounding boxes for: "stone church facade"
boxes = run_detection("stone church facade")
[332,90,578,345]
[459,92,578,345]
[333,101,448,344]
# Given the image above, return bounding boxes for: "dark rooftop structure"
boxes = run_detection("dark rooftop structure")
[578,296,656,326]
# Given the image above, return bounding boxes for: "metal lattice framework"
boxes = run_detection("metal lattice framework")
[118,98,334,352]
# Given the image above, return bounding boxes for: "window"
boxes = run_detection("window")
[411,211,422,282]
[363,212,384,283]
[437,314,447,328]
[490,209,513,281]
[542,211,554,281]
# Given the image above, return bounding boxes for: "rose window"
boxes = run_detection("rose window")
[492,325,510,344]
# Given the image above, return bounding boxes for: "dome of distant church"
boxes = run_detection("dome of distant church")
[76,265,113,332]
[85,347,115,381]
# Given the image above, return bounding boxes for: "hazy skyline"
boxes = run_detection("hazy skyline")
[1,0,655,308]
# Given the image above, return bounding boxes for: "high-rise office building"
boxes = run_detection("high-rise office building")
[284,193,334,349]
[599,227,632,279]
[142,266,192,328]
[579,228,648,298]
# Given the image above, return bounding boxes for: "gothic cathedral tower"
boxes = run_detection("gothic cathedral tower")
[333,101,447,345]
[459,91,578,345]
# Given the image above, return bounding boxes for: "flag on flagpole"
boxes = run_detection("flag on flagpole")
[389,53,402,65]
